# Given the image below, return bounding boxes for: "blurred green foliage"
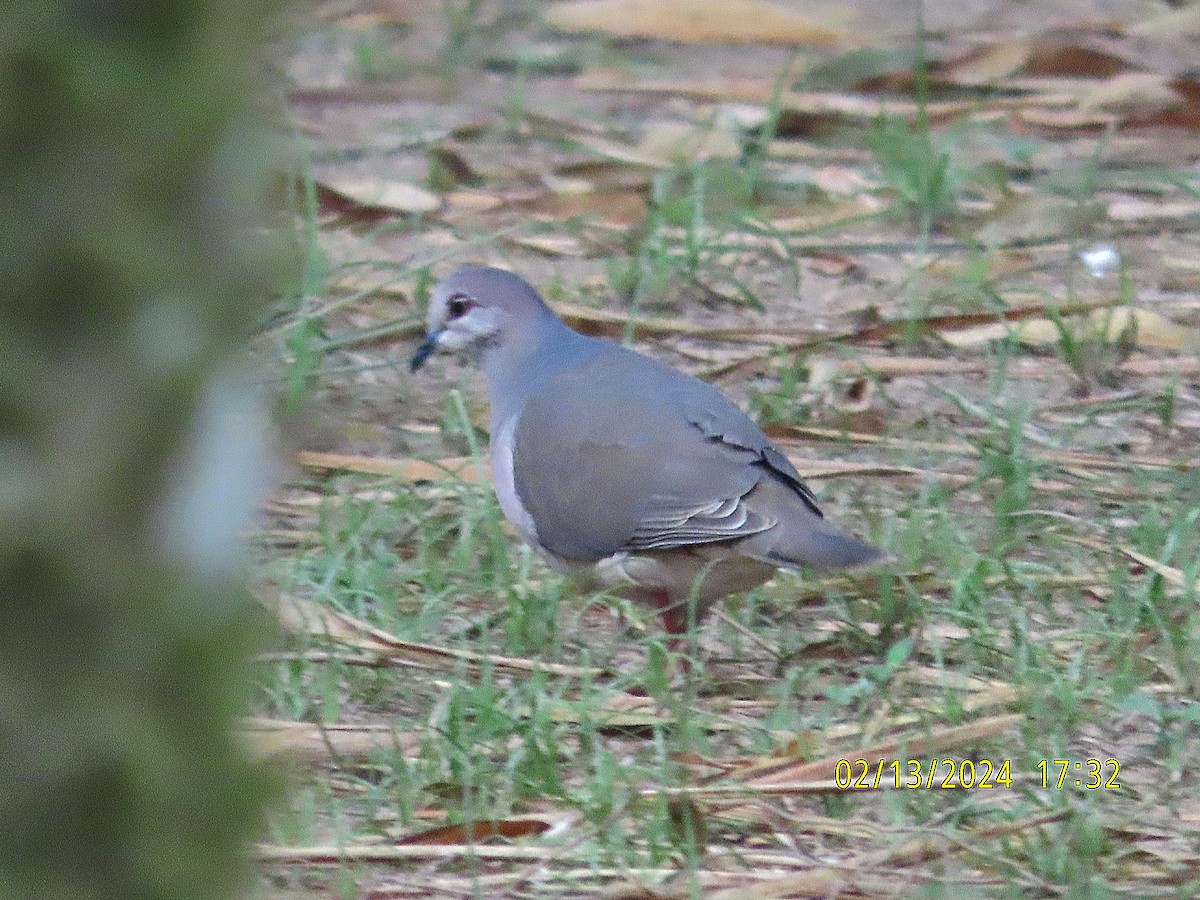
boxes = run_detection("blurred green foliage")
[0,3,285,898]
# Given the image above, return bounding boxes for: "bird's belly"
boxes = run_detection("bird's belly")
[593,548,776,607]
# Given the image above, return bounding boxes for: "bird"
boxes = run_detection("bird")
[411,266,886,650]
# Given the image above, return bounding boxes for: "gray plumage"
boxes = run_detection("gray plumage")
[412,266,885,634]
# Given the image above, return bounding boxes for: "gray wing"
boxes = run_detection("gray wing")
[510,345,821,563]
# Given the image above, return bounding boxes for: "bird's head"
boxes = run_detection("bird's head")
[410,266,554,372]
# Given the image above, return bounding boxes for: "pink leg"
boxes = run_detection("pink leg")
[651,588,688,657]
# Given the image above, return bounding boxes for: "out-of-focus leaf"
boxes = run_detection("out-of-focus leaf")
[545,0,847,46]
[1107,198,1200,225]
[1128,4,1200,38]
[575,69,982,123]
[395,817,559,845]
[941,39,1133,84]
[520,188,648,228]
[807,164,878,198]
[244,719,422,761]
[634,121,742,164]
[941,38,1034,83]
[767,197,881,231]
[317,177,440,217]
[1013,41,1134,79]
[976,194,1106,246]
[941,307,1200,352]
[1016,106,1119,130]
[507,233,589,256]
[1079,72,1182,115]
[297,451,480,481]
[798,46,918,90]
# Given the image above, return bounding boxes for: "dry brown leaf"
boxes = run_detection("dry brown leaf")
[541,173,595,194]
[1022,42,1134,79]
[566,130,672,168]
[941,39,1133,89]
[243,718,422,762]
[940,309,1135,350]
[444,188,505,213]
[545,0,845,46]
[254,528,320,548]
[543,691,737,731]
[317,177,440,215]
[524,107,616,140]
[703,292,1159,381]
[635,121,743,164]
[903,666,1011,693]
[396,817,558,845]
[516,188,647,228]
[976,194,1107,246]
[507,233,589,256]
[641,781,844,801]
[787,90,982,123]
[942,38,1033,84]
[941,307,1200,353]
[1017,105,1120,130]
[1107,198,1200,224]
[575,70,981,123]
[802,251,857,277]
[807,164,877,198]
[807,620,991,652]
[1128,3,1200,38]
[1123,358,1200,377]
[296,451,482,481]
[792,458,960,482]
[767,197,881,231]
[1079,72,1182,116]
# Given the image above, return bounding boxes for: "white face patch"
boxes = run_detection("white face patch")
[434,305,503,359]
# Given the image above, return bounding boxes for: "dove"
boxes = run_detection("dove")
[412,267,885,647]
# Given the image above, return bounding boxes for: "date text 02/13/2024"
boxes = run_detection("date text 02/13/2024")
[834,758,1122,790]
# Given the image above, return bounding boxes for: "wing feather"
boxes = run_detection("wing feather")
[624,490,774,551]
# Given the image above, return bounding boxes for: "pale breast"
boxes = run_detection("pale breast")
[490,413,542,550]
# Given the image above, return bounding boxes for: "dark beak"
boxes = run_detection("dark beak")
[410,333,440,372]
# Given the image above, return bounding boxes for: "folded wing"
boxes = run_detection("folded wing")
[511,345,823,563]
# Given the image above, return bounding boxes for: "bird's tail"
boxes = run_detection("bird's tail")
[736,479,889,570]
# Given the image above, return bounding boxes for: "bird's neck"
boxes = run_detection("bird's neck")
[482,315,597,429]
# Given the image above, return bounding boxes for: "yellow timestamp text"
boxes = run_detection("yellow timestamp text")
[1037,758,1120,789]
[834,758,1014,790]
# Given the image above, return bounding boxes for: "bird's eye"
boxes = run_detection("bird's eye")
[447,294,475,320]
